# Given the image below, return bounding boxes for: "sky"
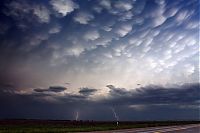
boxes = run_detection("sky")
[0,0,199,121]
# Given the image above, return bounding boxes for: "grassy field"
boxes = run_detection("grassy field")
[0,119,199,133]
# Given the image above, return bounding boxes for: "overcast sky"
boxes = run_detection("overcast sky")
[0,0,199,121]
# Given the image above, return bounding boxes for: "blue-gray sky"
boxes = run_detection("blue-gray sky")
[0,0,199,120]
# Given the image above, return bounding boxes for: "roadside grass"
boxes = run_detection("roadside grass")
[0,120,199,133]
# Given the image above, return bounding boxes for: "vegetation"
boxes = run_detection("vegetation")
[0,119,199,133]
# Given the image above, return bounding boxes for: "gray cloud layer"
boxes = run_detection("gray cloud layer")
[0,83,199,120]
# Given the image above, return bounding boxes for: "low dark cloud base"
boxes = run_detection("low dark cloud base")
[0,83,199,121]
[34,86,67,93]
[79,87,97,96]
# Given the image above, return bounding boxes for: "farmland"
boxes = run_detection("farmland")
[0,119,199,133]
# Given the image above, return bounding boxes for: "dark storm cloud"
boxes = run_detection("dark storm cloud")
[0,0,199,121]
[3,0,51,24]
[0,83,15,89]
[48,86,67,92]
[79,87,97,96]
[34,88,47,93]
[0,88,76,120]
[104,83,200,106]
[106,85,129,96]
[0,83,199,120]
[34,86,67,93]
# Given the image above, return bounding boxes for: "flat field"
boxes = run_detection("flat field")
[0,120,199,133]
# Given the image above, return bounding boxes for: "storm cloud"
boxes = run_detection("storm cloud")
[0,83,199,120]
[104,83,200,107]
[79,87,97,96]
[0,0,199,120]
[34,86,67,93]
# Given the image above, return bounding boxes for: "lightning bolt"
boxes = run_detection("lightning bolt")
[111,107,119,121]
[75,111,79,121]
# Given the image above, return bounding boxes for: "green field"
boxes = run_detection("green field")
[0,120,199,133]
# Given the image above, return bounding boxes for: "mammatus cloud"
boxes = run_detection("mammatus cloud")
[114,1,133,11]
[83,30,100,41]
[175,10,191,22]
[4,0,50,23]
[0,0,197,89]
[50,0,79,16]
[64,44,85,57]
[49,25,62,34]
[151,0,166,27]
[119,11,133,21]
[74,12,94,24]
[33,5,50,23]
[115,24,132,37]
[99,0,111,10]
